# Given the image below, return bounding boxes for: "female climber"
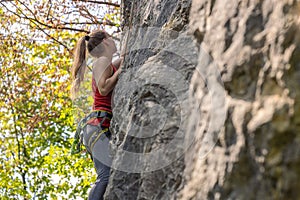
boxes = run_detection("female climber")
[70,30,123,200]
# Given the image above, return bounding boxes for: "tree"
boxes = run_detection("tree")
[0,0,121,199]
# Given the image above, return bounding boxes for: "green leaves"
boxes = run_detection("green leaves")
[0,0,121,199]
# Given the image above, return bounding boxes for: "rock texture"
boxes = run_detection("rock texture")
[180,0,300,199]
[106,0,300,199]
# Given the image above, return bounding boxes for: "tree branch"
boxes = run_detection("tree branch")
[72,0,120,7]
[46,0,52,20]
[0,0,14,2]
[0,2,76,53]
[4,63,29,195]
[61,20,118,27]
[16,0,90,33]
[31,23,74,54]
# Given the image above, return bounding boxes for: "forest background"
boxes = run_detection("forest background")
[0,0,121,199]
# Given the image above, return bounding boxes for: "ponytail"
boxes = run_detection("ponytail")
[71,36,87,99]
[70,30,107,99]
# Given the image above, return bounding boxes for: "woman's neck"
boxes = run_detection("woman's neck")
[93,55,111,70]
[98,55,112,63]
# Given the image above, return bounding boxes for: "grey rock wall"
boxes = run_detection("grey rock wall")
[106,0,194,199]
[181,0,300,199]
[106,0,300,199]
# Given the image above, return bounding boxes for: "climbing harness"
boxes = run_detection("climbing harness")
[71,110,112,155]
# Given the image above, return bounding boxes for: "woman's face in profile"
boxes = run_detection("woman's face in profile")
[105,32,117,53]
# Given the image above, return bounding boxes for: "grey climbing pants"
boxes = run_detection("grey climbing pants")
[83,122,113,200]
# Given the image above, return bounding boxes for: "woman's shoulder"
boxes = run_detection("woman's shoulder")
[92,58,114,79]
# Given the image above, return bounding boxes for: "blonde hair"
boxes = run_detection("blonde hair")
[70,30,107,99]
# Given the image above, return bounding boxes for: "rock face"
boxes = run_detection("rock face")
[106,0,300,199]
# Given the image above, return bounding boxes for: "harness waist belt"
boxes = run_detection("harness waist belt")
[88,110,112,120]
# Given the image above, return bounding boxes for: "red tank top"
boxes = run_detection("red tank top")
[87,63,117,127]
[92,63,117,112]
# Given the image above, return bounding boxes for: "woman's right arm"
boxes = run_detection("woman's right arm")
[93,62,121,96]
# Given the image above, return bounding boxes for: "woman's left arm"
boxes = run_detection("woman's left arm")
[112,57,124,69]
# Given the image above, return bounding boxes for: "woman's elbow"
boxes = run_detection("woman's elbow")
[99,88,108,96]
